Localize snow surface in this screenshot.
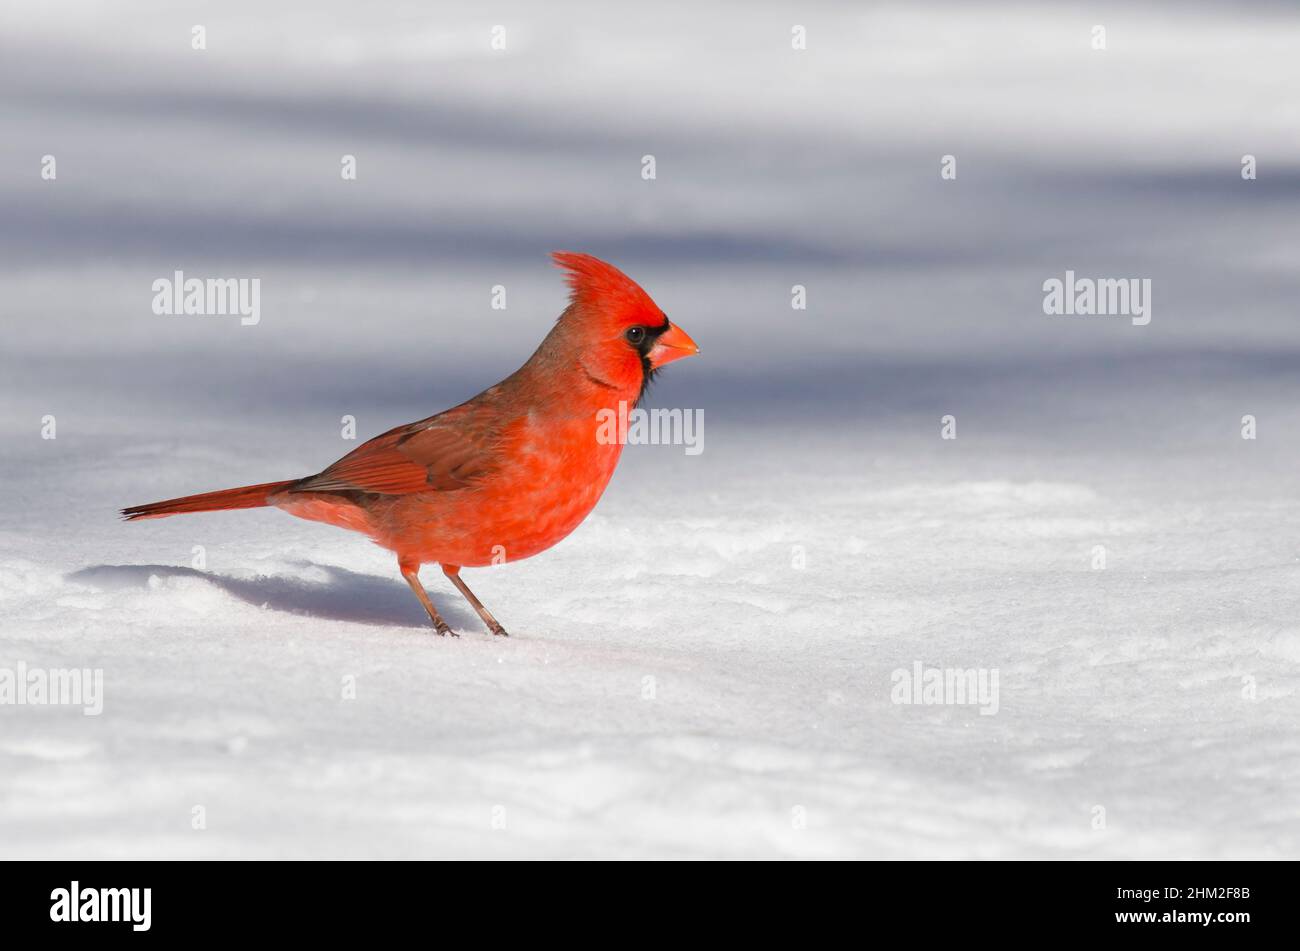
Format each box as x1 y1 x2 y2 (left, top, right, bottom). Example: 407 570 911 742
2 0 1299 858
4 394 1299 859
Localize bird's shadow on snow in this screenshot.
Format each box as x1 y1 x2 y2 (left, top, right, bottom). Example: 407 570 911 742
67 562 479 630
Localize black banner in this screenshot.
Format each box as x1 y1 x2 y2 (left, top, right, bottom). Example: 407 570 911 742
0 860 1287 940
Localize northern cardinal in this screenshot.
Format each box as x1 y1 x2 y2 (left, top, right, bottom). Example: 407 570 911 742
123 252 698 636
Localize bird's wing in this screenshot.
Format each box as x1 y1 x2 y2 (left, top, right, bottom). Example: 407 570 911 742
294 404 502 496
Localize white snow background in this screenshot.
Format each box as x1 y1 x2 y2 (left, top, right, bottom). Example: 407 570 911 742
1 1 1298 858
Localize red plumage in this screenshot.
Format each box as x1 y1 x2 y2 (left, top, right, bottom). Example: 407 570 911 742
122 252 699 636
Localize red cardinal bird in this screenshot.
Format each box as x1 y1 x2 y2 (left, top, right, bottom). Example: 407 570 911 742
123 252 698 636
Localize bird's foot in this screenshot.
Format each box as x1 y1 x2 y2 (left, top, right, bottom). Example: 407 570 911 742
432 619 459 637
488 622 509 637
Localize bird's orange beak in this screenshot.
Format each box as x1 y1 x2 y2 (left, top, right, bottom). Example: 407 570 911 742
648 322 700 368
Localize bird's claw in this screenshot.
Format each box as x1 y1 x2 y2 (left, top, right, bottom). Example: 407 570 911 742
489 624 509 637
433 621 458 637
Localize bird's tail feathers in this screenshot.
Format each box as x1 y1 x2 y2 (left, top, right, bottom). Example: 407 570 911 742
121 479 296 520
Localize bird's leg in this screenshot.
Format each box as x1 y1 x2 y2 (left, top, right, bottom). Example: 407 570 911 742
400 562 457 637
442 565 509 637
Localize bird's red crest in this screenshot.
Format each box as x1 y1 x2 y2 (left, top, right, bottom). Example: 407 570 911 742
551 251 663 324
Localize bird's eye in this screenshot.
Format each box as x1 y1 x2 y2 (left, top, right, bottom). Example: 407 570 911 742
624 326 646 345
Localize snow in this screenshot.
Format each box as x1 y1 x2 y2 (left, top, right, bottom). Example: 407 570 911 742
3 401 1298 858
2 0 1299 858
